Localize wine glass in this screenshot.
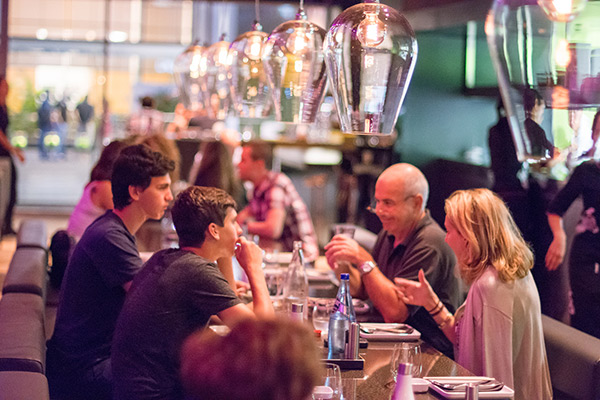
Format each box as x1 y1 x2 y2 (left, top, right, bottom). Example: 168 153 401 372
390 342 422 382
312 363 342 400
312 300 333 336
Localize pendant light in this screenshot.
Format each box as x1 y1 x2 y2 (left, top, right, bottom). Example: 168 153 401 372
487 0 600 163
262 0 328 124
537 0 587 22
228 0 271 118
324 0 417 135
173 42 206 112
204 34 232 120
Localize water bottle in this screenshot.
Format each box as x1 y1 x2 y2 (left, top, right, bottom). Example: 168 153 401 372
282 241 309 320
327 273 356 359
391 363 415 400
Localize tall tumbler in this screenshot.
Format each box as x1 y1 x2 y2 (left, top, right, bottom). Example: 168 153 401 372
334 225 356 271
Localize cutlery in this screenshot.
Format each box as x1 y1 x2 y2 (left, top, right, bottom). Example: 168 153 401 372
360 325 414 334
429 379 504 391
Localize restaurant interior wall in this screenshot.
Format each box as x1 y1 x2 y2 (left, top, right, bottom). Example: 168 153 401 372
396 25 498 167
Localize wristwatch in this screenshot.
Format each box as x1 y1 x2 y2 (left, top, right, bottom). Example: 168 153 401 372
357 261 376 276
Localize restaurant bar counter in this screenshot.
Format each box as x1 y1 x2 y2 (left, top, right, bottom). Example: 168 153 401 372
335 339 508 400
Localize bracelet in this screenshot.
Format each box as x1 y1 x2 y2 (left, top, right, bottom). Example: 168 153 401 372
437 313 453 329
426 298 441 313
430 303 444 317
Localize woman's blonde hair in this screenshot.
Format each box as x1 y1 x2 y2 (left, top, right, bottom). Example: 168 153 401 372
444 188 533 284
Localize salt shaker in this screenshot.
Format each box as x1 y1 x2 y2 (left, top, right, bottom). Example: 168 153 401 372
390 362 415 400
465 383 479 400
344 322 360 359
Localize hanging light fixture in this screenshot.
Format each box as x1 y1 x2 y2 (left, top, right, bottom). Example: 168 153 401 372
487 0 600 163
262 0 327 124
228 0 271 118
173 42 206 112
537 0 587 22
203 35 233 120
324 0 417 135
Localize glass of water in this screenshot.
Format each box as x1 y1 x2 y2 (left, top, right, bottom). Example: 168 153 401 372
312 300 333 336
390 342 422 381
333 225 355 270
312 363 342 400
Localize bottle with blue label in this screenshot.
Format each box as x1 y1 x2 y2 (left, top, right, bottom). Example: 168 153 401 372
327 273 356 359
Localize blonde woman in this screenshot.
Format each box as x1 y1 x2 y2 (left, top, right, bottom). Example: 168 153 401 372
395 188 552 400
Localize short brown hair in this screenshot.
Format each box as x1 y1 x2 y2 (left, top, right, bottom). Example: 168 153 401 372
181 319 323 400
243 140 273 169
172 186 236 248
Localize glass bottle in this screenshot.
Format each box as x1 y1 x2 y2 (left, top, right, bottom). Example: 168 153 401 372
282 241 309 320
327 273 356 359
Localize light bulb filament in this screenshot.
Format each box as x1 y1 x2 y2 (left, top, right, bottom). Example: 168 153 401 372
555 39 570 68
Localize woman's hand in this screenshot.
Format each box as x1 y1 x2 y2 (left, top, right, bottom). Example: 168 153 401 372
545 235 566 271
394 269 438 310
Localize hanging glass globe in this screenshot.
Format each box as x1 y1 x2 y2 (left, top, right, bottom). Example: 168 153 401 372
203 36 233 120
229 22 271 119
324 0 417 135
262 8 328 124
173 43 206 112
487 0 600 165
537 0 587 22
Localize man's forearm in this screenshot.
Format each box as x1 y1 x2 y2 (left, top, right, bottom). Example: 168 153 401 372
363 268 409 322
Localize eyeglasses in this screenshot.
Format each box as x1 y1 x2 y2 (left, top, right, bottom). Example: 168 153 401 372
366 195 416 214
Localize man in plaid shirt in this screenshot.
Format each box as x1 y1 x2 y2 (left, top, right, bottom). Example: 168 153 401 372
237 140 319 261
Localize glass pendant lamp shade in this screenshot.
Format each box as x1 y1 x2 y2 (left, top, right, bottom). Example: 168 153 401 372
487 0 600 163
204 37 233 120
324 0 417 135
229 23 271 118
537 0 587 22
262 8 328 124
173 43 206 112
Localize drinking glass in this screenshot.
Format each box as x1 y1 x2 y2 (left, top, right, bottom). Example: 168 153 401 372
333 225 355 271
312 363 343 400
390 342 422 381
312 300 333 336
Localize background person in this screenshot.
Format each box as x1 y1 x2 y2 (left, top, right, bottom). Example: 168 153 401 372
126 96 165 137
67 140 128 240
181 319 322 400
546 160 600 339
395 188 552 400
0 76 25 236
237 140 318 260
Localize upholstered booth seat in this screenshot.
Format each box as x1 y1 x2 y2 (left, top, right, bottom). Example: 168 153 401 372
2 247 48 298
0 371 49 400
0 293 46 374
542 315 600 400
16 219 48 251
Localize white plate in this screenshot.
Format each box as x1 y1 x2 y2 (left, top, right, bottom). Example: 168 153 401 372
359 323 421 341
426 376 514 399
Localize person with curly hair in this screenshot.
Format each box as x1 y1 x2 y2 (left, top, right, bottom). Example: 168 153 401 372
180 319 322 400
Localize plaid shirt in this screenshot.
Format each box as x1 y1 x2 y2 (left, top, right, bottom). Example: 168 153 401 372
247 171 318 260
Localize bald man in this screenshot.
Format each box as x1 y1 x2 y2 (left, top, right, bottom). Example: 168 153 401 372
325 163 460 357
